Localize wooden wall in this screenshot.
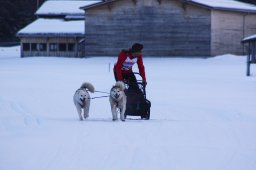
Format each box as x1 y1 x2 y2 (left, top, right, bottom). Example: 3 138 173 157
20 37 84 57
211 11 256 56
84 0 211 56
244 14 256 37
211 11 244 56
243 13 256 55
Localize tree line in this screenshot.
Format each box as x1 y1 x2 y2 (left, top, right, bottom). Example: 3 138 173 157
0 0 255 45
0 0 45 45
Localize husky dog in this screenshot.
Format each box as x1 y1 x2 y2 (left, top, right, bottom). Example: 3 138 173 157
109 81 127 121
73 82 95 120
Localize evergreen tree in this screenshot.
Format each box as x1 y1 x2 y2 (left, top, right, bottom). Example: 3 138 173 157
0 0 45 44
0 0 255 44
237 0 256 5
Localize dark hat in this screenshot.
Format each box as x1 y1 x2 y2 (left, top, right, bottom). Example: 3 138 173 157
131 43 143 53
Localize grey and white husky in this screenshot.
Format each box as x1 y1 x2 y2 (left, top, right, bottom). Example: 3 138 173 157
109 81 127 121
73 82 95 120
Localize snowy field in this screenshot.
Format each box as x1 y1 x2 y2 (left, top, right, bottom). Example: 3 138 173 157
0 46 256 170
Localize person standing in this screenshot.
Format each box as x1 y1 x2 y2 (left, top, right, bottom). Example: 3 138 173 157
113 43 147 89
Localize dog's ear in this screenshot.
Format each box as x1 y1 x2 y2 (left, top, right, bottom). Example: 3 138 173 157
110 86 116 91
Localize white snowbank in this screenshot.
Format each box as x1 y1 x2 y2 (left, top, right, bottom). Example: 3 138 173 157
0 46 256 170
0 46 20 59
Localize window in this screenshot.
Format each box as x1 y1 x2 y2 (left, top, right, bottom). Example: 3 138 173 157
49 43 58 51
59 43 67 51
68 43 75 52
23 43 30 51
38 43 47 51
31 43 37 51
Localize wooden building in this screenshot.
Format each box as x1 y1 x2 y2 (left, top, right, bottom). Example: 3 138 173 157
17 0 101 58
17 19 85 57
81 0 256 57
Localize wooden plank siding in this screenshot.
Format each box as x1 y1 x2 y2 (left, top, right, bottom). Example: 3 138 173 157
211 11 256 56
20 37 84 57
211 11 244 56
84 0 211 56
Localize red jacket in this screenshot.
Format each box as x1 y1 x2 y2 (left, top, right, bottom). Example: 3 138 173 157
114 50 146 81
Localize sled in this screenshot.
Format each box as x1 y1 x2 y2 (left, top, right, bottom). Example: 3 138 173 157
124 73 151 120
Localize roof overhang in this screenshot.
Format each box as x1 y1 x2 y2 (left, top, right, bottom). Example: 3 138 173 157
184 0 256 13
242 34 256 43
36 0 102 16
17 33 84 38
80 0 256 14
80 0 117 10
17 19 85 38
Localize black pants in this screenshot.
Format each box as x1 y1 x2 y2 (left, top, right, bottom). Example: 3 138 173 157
114 71 140 92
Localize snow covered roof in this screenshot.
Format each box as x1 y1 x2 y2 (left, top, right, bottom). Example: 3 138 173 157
65 15 85 20
81 0 256 13
187 0 256 13
17 19 84 37
80 0 115 10
36 0 102 16
242 34 256 43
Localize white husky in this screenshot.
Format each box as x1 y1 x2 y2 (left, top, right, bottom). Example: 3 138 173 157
73 82 95 120
109 81 127 121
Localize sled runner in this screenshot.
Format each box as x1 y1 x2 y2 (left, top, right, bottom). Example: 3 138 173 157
124 73 151 120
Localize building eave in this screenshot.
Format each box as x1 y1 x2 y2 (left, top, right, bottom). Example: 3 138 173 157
185 1 256 13
17 33 85 38
80 0 256 14
184 0 256 14
17 19 85 38
80 0 118 10
242 35 256 43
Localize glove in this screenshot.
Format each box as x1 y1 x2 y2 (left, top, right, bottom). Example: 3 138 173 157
142 80 147 87
122 79 129 84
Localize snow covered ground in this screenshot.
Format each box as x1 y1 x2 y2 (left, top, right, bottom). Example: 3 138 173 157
0 46 256 170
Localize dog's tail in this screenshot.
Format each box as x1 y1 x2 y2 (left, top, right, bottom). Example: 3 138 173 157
114 81 125 91
81 82 95 93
